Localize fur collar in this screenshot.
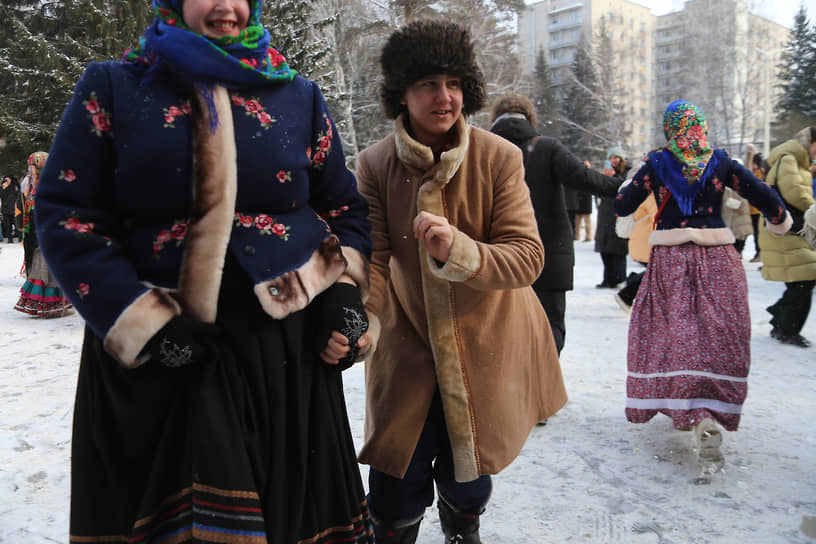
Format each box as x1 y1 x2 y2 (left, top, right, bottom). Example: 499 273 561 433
394 113 469 188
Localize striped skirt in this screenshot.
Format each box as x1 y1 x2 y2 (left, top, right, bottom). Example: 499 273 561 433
69 255 373 543
625 243 749 431
14 248 73 317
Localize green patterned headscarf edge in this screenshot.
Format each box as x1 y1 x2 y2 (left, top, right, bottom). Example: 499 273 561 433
122 0 296 85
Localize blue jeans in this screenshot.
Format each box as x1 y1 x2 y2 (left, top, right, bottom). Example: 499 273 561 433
367 391 492 521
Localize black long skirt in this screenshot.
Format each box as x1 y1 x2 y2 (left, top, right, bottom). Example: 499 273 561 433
69 256 373 543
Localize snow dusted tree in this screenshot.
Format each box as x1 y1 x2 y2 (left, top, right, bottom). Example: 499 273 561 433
772 5 816 142
0 0 153 178
592 16 629 153
532 47 560 137
310 0 392 167
560 36 607 163
262 0 331 84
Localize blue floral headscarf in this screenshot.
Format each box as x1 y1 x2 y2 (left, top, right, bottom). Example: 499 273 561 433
123 0 296 86
654 100 720 215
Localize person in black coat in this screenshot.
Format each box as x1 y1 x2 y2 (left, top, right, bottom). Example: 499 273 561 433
1 175 20 243
595 147 630 288
489 94 620 354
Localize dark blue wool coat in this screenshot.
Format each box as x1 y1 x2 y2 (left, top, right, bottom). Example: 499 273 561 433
615 149 788 246
36 61 371 366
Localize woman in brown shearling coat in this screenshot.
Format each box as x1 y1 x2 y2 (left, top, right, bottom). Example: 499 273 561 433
354 20 566 544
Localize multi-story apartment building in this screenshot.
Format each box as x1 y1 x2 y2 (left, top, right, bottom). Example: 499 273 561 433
519 0 789 156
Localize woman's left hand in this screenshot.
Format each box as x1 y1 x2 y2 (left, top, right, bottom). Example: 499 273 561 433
413 211 453 263
321 330 372 365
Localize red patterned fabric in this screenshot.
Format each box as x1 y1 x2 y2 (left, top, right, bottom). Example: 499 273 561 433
625 243 749 431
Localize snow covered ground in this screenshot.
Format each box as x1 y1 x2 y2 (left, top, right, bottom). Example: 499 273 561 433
0 238 814 543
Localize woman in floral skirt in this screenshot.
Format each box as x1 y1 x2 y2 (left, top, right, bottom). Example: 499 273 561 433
614 100 791 469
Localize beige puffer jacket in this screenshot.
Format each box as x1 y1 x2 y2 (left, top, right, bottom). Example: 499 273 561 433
758 138 816 282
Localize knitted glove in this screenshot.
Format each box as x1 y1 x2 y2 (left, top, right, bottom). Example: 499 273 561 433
313 282 369 369
143 315 218 368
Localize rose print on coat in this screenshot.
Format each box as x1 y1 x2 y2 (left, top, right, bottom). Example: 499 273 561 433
162 101 193 128
234 213 291 241
76 283 90 300
59 211 95 238
83 92 113 138
230 93 277 129
320 205 349 220
310 115 334 170
276 170 292 183
59 170 77 183
152 219 189 258
731 174 742 192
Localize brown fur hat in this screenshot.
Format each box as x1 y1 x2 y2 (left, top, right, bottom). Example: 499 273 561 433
379 19 486 119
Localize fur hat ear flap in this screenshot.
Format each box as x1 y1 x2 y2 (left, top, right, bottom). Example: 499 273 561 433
379 19 486 119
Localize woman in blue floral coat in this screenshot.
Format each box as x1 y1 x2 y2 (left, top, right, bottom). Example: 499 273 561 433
35 0 374 542
614 101 790 470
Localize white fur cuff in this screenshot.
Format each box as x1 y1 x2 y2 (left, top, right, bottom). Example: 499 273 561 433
766 211 793 236
428 226 480 282
104 289 181 368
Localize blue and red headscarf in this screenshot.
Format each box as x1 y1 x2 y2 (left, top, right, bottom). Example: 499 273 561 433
123 0 295 87
654 100 720 215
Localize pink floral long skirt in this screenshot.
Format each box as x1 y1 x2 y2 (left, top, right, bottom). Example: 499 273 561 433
625 243 749 431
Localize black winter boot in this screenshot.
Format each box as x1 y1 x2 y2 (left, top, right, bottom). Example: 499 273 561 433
371 512 422 544
437 494 484 544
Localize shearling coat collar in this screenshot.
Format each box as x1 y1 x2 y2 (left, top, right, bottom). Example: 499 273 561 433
394 113 468 188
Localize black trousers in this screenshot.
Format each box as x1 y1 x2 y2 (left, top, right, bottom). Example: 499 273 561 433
601 253 627 286
1 213 15 241
750 214 760 255
617 272 644 306
367 391 492 522
536 289 566 355
767 280 815 335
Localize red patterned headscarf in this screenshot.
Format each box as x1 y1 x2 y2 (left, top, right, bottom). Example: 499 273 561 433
662 100 713 185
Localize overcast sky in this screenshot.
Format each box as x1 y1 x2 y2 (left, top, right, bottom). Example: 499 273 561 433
633 0 816 28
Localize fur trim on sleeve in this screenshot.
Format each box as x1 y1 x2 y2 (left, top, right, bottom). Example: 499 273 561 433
428 226 480 282
254 235 347 319
766 211 793 236
103 289 182 368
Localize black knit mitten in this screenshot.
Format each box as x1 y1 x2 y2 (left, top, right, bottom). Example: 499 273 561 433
313 282 369 369
143 315 218 368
